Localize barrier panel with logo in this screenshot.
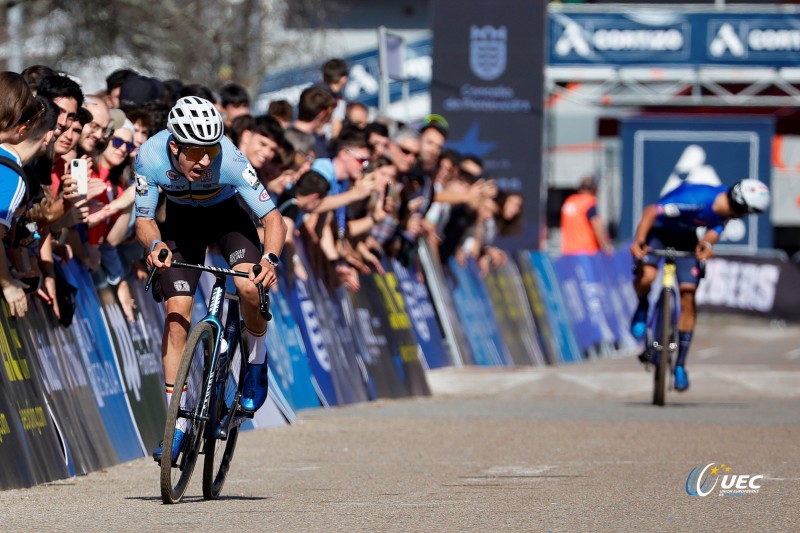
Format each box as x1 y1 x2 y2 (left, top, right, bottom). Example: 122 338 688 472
100 281 167 455
696 254 800 320
288 275 338 407
522 252 583 364
266 278 321 411
389 259 450 369
447 257 512 367
484 261 547 366
595 253 638 351
553 255 618 356
515 252 558 365
66 263 145 463
0 302 69 488
19 298 118 477
418 241 474 366
350 275 411 399
369 271 431 396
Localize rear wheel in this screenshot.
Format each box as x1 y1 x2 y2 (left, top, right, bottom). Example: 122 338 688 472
653 289 672 407
160 322 213 504
203 311 247 499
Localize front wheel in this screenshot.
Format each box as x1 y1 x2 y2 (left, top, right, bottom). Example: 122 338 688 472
653 289 672 407
203 309 247 499
160 322 214 504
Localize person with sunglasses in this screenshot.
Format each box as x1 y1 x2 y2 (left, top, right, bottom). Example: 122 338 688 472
134 96 286 462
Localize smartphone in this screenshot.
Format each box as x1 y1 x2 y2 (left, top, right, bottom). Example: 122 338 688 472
70 158 88 196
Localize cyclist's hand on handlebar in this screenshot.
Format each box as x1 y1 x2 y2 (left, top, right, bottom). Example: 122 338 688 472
695 241 714 261
147 244 171 270
250 258 277 289
630 241 649 260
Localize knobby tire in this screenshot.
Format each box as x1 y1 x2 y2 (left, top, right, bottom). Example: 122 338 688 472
202 329 247 500
653 288 672 406
160 322 214 504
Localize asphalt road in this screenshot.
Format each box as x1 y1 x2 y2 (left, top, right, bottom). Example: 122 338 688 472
1 315 798 532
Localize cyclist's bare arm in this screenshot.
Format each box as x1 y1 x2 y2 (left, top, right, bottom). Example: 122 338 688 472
631 205 658 260
135 217 170 268
696 229 719 261
253 208 286 288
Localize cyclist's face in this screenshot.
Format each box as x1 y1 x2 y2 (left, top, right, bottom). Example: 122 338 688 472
170 140 219 181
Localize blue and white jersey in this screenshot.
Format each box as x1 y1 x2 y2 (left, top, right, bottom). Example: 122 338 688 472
133 129 275 220
0 145 26 229
653 182 727 235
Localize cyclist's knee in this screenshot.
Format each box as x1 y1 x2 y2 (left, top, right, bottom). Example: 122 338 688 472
236 281 260 307
680 289 696 311
635 264 658 289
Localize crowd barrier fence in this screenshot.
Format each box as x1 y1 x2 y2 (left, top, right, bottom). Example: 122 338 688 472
2 244 798 489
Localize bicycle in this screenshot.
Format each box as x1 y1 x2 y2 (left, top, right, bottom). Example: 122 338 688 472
636 248 700 407
145 249 272 504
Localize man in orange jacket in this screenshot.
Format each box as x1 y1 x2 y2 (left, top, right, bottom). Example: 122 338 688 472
560 176 613 255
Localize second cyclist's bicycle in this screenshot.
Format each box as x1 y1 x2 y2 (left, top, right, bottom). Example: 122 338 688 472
637 248 699 407
146 249 271 504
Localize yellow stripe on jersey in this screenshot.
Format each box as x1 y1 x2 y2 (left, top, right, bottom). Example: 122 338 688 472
164 187 225 201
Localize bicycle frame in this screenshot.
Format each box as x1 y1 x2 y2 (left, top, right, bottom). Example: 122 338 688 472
643 248 693 406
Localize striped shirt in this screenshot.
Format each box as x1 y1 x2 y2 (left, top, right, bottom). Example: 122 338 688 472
0 145 27 229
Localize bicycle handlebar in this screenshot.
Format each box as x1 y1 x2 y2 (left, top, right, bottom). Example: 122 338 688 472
647 248 695 259
144 248 169 293
145 248 272 321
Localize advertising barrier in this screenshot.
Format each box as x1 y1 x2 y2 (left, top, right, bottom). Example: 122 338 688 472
267 278 321 411
553 255 616 357
447 257 512 367
350 275 410 399
0 301 69 488
389 259 450 369
485 261 547 366
696 254 800 320
5 237 798 492
523 252 583 363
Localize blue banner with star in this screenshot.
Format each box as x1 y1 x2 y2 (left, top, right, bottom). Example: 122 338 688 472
431 0 545 251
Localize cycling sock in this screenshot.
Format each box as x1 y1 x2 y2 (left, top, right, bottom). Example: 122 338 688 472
636 297 649 312
676 330 693 367
165 383 189 432
244 326 267 365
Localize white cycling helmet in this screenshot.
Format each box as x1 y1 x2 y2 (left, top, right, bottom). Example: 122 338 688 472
728 179 770 214
167 96 224 146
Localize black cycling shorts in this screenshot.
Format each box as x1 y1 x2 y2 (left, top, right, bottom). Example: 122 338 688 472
157 197 262 300
640 228 703 286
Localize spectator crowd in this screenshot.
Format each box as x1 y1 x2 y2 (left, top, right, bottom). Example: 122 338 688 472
0 58 524 325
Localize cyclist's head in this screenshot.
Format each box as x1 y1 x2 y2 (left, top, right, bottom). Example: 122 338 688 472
167 96 223 146
727 179 770 216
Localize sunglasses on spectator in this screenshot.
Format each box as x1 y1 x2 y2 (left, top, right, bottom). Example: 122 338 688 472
15 99 46 129
399 145 419 157
347 148 370 168
110 137 136 153
179 144 222 162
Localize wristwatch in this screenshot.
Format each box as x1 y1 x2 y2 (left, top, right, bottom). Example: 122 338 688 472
262 252 280 267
